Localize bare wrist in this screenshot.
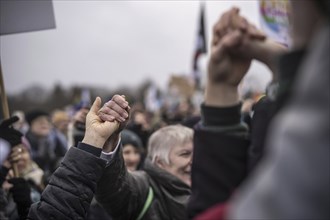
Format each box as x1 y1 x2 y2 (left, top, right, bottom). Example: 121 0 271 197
256 40 287 78
205 82 239 107
103 133 120 153
82 134 105 149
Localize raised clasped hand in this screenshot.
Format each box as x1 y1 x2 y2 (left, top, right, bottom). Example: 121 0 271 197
209 7 287 87
209 7 266 87
82 97 121 149
98 94 130 131
97 94 131 152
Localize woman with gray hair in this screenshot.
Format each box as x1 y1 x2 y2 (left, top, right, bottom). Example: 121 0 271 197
94 122 193 220
147 125 193 187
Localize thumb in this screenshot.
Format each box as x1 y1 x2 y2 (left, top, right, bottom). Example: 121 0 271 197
90 97 102 115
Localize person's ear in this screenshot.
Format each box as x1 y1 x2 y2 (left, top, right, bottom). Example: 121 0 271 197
155 156 166 169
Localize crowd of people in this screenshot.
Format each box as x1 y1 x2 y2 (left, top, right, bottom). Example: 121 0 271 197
0 1 329 219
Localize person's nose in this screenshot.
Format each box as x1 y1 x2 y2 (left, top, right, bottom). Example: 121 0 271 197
188 154 193 165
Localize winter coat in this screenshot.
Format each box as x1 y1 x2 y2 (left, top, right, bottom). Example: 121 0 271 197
25 131 67 179
27 147 106 220
187 104 250 218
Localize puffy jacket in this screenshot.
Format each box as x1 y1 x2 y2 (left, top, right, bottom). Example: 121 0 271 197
28 147 106 220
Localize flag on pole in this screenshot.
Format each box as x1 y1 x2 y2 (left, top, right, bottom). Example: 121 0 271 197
192 2 207 89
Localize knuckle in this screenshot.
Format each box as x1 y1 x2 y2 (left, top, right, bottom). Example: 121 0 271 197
113 94 121 101
107 101 115 108
109 109 119 117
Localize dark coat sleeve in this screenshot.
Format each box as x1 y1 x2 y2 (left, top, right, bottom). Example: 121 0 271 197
27 147 107 220
187 104 250 219
95 145 150 220
248 97 274 171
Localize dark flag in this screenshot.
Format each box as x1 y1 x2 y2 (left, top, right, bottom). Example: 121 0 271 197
192 2 207 89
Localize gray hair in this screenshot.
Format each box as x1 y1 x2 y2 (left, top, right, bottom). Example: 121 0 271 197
148 125 193 165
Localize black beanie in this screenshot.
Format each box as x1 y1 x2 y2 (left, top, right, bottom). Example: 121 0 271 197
121 129 143 150
25 110 49 125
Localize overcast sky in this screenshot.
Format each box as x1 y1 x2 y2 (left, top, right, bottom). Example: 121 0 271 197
0 0 272 95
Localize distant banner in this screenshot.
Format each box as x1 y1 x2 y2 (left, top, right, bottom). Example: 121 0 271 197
259 0 291 47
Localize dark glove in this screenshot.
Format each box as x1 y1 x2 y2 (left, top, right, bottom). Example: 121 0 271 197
8 178 32 220
0 116 23 147
0 165 10 186
73 121 86 146
8 178 32 206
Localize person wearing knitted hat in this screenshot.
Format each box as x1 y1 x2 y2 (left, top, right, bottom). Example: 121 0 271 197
25 110 67 184
121 129 144 171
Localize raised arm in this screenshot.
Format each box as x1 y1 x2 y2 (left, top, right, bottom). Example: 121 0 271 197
95 95 150 219
28 97 120 220
188 7 287 219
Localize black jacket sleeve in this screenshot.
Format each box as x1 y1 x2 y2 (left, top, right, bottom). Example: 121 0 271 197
187 104 250 218
27 147 107 220
95 144 150 220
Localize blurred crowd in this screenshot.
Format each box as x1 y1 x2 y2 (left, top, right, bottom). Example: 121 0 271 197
0 79 205 219
0 1 329 220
